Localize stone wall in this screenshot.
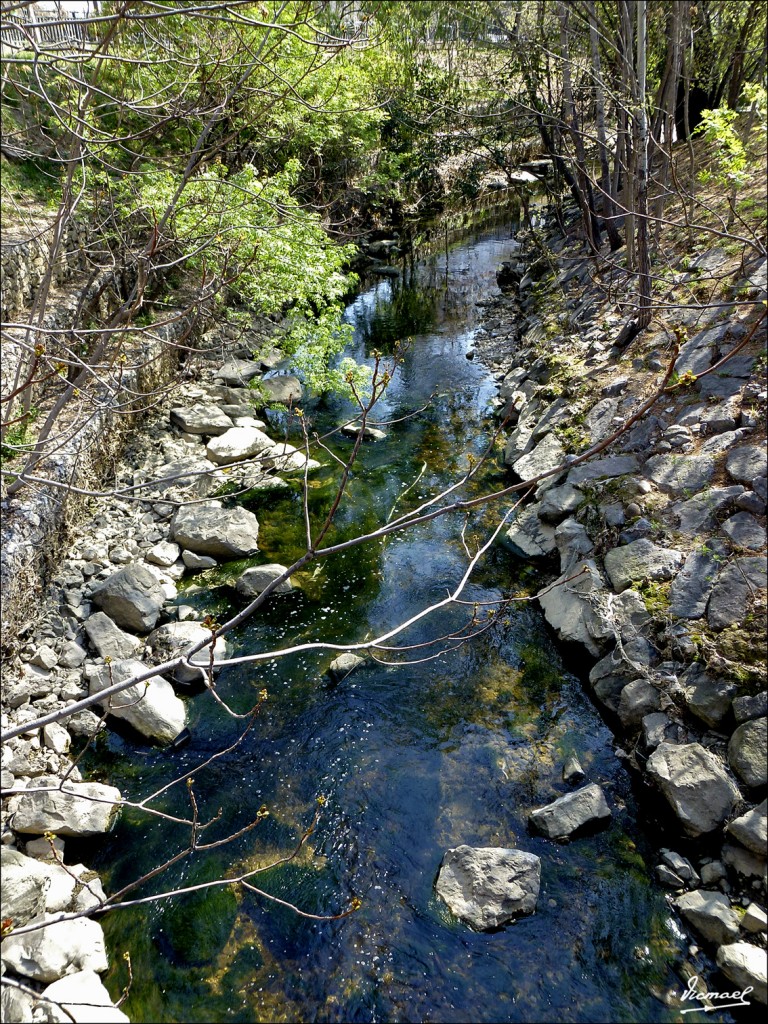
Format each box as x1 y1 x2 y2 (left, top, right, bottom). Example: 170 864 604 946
0 215 89 322
0 314 194 652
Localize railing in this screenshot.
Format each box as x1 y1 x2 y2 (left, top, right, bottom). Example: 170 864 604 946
1 10 96 52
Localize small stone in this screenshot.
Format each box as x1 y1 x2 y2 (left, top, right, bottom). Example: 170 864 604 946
529 783 611 840
720 512 767 551
42 723 71 754
182 550 218 570
25 835 65 861
58 640 87 669
742 903 768 934
145 541 181 568
30 645 58 670
733 691 768 724
326 653 365 685
562 755 585 783
728 718 768 788
656 864 685 888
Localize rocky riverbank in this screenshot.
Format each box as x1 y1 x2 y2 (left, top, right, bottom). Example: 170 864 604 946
0 336 323 1019
473 207 767 1004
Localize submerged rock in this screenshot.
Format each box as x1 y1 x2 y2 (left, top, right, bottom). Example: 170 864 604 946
326 653 365 685
529 783 611 840
435 845 540 930
236 564 293 597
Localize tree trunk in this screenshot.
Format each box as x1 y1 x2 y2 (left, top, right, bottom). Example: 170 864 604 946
587 0 623 249
557 2 601 252
635 0 652 329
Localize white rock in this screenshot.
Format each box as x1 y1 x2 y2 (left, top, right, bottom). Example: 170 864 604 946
147 622 228 685
42 723 71 755
716 941 767 1005
10 780 122 837
236 564 292 597
205 426 275 465
145 540 181 568
37 970 129 1023
89 659 186 745
1 915 108 982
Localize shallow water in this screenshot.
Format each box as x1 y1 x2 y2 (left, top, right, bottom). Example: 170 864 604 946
90 225 698 1023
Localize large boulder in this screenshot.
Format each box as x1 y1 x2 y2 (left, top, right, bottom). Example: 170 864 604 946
90 565 166 633
37 971 130 1023
236 564 293 597
646 743 739 837
0 915 108 982
501 503 556 558
727 800 767 856
435 845 540 930
643 453 716 495
259 375 303 405
716 942 767 1006
529 783 611 840
83 611 141 661
603 539 684 593
674 890 741 946
728 718 767 789
10 780 122 837
1 848 48 927
89 659 186 745
512 432 565 482
147 622 229 685
205 426 275 466
708 558 767 630
169 404 233 435
537 560 610 657
171 502 259 558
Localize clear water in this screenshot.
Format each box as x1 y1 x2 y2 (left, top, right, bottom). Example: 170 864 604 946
87 225 697 1023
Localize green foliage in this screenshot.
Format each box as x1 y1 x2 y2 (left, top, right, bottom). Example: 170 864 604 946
695 107 747 187
108 159 361 393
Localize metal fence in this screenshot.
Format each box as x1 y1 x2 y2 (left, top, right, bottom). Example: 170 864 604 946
1 9 97 52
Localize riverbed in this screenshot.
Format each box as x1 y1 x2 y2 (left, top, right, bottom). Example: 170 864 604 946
87 224 695 1023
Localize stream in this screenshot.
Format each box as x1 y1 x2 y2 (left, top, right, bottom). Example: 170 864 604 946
86 223 696 1023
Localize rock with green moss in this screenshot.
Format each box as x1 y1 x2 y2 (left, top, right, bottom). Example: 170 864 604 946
728 718 768 788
